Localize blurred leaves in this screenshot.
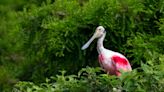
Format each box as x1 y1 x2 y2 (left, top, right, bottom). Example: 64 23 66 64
14 66 164 92
0 0 164 91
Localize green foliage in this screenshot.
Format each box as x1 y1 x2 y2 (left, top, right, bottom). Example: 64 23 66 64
0 0 164 91
14 66 164 92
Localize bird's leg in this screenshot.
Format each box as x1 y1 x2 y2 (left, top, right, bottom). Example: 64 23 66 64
116 71 121 76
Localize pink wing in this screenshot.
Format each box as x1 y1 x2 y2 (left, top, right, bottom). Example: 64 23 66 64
112 55 132 76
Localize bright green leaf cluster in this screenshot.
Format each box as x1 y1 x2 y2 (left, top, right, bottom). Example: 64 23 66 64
14 66 164 92
0 0 164 91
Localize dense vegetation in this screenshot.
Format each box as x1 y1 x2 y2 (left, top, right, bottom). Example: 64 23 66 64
0 0 164 91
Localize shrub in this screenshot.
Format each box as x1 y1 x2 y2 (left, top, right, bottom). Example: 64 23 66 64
14 65 164 92
0 0 164 91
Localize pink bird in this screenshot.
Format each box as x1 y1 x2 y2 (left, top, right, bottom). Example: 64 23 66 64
81 26 132 76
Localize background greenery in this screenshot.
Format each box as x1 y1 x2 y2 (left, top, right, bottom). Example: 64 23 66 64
0 0 164 91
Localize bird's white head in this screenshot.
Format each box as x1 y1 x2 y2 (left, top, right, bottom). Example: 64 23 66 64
95 26 105 38
81 26 106 50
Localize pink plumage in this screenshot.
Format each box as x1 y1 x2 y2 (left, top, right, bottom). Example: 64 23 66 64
99 53 132 76
82 26 132 76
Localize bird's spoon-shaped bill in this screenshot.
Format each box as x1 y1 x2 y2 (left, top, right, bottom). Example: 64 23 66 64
81 32 98 50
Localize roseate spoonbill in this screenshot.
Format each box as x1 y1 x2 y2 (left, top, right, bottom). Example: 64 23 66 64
81 26 132 76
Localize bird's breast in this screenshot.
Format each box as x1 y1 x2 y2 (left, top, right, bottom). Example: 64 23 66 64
98 54 113 68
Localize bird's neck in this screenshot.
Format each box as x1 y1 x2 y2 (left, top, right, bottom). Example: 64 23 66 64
97 33 106 54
